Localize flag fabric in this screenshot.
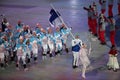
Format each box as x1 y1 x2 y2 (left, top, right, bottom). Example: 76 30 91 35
49 9 62 27
49 9 60 24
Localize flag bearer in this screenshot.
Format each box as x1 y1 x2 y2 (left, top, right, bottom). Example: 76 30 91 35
60 24 71 53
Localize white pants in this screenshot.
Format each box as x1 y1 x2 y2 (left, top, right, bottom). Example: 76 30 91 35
62 35 67 44
26 51 31 59
107 55 119 69
48 43 54 53
42 44 48 60
32 48 38 58
0 53 4 62
17 55 26 64
73 52 79 66
26 47 31 58
55 42 62 52
42 44 48 54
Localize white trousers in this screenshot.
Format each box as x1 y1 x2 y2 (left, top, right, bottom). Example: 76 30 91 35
32 48 38 57
42 44 48 54
48 43 54 53
107 55 119 69
26 51 31 58
73 52 79 66
0 53 4 62
17 55 26 64
55 42 62 52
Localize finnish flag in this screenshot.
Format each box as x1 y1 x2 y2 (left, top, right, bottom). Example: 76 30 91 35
49 9 62 27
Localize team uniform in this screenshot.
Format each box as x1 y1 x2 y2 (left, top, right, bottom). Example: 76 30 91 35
72 37 82 68
40 31 48 60
60 27 71 53
7 32 16 62
3 36 10 65
24 36 32 64
54 30 63 55
108 17 116 47
14 41 27 71
47 33 54 57
29 33 39 62
91 5 98 36
98 14 107 45
31 40 39 62
83 6 93 32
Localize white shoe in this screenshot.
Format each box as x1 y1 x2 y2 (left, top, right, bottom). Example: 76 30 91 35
16 67 20 70
24 68 28 71
82 77 86 80
82 75 86 80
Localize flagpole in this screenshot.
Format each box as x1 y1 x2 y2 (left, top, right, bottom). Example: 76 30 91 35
50 4 94 54
50 4 75 39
